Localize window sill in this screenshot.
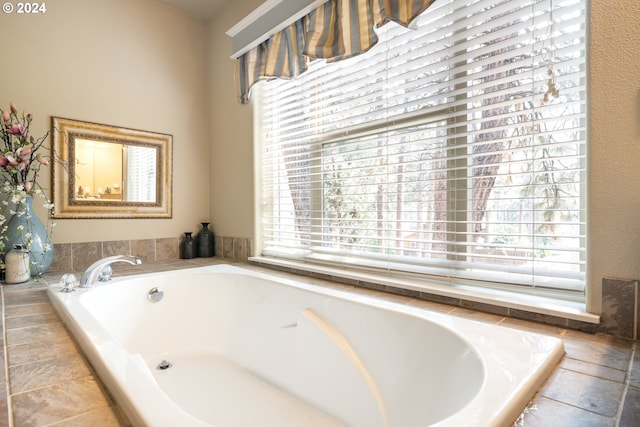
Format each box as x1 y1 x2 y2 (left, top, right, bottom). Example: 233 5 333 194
249 256 600 325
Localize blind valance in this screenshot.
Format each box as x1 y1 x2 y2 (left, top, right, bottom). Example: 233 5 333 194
234 0 436 104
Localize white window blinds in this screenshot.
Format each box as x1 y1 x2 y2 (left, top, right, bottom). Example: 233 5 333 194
255 0 587 299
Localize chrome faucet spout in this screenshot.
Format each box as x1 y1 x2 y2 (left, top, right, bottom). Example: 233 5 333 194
79 255 142 288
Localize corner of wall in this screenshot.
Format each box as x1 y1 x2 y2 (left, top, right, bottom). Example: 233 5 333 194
601 277 638 340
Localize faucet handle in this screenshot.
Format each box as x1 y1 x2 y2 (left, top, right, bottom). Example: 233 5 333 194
59 273 77 293
98 265 113 282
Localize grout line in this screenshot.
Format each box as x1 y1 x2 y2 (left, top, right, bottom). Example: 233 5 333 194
615 340 637 425
634 280 638 341
69 243 75 272
1 287 14 427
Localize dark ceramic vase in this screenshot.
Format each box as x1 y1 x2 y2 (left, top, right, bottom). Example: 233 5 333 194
180 232 196 259
197 222 215 257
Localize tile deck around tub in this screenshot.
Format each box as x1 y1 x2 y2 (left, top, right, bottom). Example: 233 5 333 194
0 258 638 427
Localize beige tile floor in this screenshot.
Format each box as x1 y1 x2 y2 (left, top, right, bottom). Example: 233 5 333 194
0 259 638 426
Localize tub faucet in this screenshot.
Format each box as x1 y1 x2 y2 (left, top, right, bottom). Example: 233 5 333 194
79 255 142 288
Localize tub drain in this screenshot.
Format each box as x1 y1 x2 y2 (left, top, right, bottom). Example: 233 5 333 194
157 360 172 370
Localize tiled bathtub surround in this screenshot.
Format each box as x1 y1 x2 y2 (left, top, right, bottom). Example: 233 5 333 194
50 236 253 273
217 236 252 262
0 259 638 426
49 238 180 273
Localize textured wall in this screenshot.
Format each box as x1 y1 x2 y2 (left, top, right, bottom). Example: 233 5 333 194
588 0 640 313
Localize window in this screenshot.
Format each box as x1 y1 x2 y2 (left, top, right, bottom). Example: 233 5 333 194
255 0 586 300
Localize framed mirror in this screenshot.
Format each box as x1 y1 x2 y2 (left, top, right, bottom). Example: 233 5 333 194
52 117 172 219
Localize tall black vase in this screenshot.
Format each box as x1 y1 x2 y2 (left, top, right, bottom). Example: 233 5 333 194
197 222 215 257
180 232 196 259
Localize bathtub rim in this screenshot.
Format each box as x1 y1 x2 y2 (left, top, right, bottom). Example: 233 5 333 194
47 263 565 427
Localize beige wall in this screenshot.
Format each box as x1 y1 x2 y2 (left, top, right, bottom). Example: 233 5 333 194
0 0 210 243
207 0 261 240
209 0 640 315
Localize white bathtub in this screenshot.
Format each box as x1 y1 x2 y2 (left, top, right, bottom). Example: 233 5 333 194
48 264 564 427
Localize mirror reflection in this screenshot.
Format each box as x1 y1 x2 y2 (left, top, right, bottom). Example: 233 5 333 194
74 139 157 203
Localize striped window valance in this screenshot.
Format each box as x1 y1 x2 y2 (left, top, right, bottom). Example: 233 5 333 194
235 0 436 104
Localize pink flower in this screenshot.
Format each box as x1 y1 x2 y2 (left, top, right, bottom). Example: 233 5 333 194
0 102 51 193
8 124 25 135
17 146 32 157
36 155 49 165
5 153 17 166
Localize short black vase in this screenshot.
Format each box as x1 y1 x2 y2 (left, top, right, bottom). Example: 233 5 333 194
197 222 215 257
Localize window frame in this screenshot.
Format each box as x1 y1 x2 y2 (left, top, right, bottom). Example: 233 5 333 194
253 0 588 304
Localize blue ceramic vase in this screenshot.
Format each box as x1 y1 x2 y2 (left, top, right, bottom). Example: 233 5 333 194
3 195 54 276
